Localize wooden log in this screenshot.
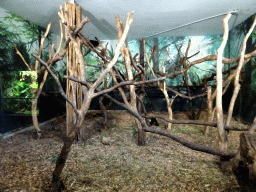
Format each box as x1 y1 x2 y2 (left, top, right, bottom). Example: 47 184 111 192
231 133 256 191
65 2 83 138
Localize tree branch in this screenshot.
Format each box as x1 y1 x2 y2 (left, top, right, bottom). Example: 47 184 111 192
154 49 256 79
143 126 236 157
64 75 166 98
144 114 249 131
32 53 79 117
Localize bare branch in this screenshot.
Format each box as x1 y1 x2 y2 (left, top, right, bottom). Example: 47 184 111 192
37 37 70 76
90 11 135 90
35 22 51 71
32 53 79 116
187 51 200 59
166 86 206 99
226 15 256 127
154 49 256 79
64 76 166 98
14 44 32 71
143 126 236 158
144 114 249 131
74 17 90 34
103 93 236 158
95 77 165 97
52 20 64 59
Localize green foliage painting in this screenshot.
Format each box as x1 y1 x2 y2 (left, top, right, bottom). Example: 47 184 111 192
0 11 49 115
4 71 38 114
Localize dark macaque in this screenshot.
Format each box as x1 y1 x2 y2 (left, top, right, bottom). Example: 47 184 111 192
150 118 159 126
89 40 99 48
84 40 100 56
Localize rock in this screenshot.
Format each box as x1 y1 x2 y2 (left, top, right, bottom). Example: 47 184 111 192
101 136 111 145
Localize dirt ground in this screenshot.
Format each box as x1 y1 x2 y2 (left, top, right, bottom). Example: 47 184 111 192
0 110 249 191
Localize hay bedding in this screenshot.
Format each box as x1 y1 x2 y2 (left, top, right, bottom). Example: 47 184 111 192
0 111 245 191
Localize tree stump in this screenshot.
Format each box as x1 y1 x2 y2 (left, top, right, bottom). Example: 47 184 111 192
232 132 256 191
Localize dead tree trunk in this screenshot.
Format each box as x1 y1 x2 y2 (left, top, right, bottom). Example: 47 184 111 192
137 38 146 116
116 15 146 146
161 66 173 130
216 13 231 151
65 2 84 138
204 86 212 135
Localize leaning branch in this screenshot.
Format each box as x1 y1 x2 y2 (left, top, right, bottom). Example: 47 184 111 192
35 22 51 71
144 114 249 131
14 44 32 71
166 86 207 100
143 126 236 157
90 11 135 90
103 93 236 158
154 49 256 79
216 13 231 151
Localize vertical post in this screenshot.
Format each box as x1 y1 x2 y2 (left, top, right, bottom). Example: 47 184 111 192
216 13 231 151
204 86 212 135
65 1 83 138
153 37 159 71
139 38 145 68
137 39 144 115
0 81 3 113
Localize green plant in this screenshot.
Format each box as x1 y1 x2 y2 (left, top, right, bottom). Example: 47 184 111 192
5 71 38 113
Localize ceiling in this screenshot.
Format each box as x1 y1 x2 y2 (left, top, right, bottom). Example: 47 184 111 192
0 0 255 40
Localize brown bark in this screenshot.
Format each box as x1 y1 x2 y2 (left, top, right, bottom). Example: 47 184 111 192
51 128 77 191
181 40 197 120
126 46 145 145
161 66 173 130
166 86 207 100
65 2 84 138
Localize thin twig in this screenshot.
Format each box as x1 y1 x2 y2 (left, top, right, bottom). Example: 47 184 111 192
14 44 32 71
35 22 51 71
64 75 166 98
